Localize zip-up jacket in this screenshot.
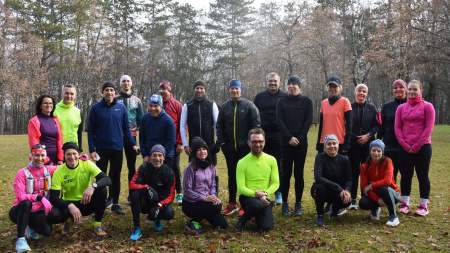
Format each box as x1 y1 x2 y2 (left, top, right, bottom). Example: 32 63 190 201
87 98 135 152
254 89 287 137
360 157 399 203
163 95 182 146
129 163 175 207
350 102 379 145
28 115 64 162
216 98 261 152
182 162 217 203
313 152 352 193
140 112 176 157
117 92 144 136
54 101 83 148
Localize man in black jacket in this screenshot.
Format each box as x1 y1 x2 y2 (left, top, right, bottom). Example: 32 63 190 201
254 72 287 205
348 84 380 209
217 79 261 216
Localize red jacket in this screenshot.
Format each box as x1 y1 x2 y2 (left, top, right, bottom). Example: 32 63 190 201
28 115 64 162
360 157 399 202
163 95 182 146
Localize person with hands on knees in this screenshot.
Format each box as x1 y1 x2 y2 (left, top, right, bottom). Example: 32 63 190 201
394 80 435 216
311 134 352 226
129 145 175 240
359 139 401 227
182 137 227 235
10 144 62 253
49 142 111 238
235 128 279 232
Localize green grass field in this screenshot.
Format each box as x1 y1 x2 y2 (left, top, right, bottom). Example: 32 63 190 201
0 126 449 252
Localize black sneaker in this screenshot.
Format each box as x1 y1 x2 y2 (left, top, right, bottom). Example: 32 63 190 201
105 198 113 209
316 215 324 226
111 204 125 215
281 203 290 216
293 202 303 216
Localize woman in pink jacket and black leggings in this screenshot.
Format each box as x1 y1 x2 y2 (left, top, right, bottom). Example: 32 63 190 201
395 80 435 216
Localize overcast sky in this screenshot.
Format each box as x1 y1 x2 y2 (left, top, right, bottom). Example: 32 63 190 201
177 0 291 11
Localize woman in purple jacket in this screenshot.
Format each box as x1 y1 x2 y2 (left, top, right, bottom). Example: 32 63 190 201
182 137 228 234
395 80 435 216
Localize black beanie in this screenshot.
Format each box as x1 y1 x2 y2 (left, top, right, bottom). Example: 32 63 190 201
102 81 115 91
62 142 80 153
287 75 303 86
190 137 208 154
193 80 206 89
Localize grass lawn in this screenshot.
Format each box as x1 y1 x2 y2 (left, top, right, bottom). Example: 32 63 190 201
0 126 449 252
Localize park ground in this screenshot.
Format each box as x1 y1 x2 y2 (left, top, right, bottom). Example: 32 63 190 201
0 126 448 252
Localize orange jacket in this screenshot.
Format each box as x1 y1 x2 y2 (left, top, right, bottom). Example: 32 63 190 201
360 157 399 202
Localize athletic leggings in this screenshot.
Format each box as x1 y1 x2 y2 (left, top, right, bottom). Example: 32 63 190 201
130 189 174 228
9 201 65 238
384 149 401 182
125 138 138 197
166 152 182 194
223 147 249 203
182 200 228 228
239 196 273 231
349 143 369 200
398 144 432 199
310 183 350 216
281 143 307 203
96 149 123 204
359 186 400 217
60 187 108 223
264 135 282 191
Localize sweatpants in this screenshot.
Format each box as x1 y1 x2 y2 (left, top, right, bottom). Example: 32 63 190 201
9 201 65 238
310 183 350 216
281 143 307 203
182 200 228 228
349 143 370 200
60 187 108 223
124 137 138 197
239 195 273 231
359 186 400 217
223 147 249 203
96 149 123 204
384 149 401 182
130 189 174 228
398 144 432 199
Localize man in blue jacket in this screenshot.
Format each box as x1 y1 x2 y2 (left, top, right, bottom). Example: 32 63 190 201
140 94 176 166
88 81 138 215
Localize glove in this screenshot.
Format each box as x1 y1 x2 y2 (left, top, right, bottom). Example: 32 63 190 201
148 205 160 220
211 143 221 154
147 187 159 202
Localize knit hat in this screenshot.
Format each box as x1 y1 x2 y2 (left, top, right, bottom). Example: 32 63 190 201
392 79 407 89
193 80 206 89
287 75 304 86
102 81 115 91
326 76 341 86
324 134 339 145
159 80 172 91
62 142 80 153
229 79 241 89
150 144 166 157
120 75 132 84
148 94 163 107
369 139 385 153
190 137 208 154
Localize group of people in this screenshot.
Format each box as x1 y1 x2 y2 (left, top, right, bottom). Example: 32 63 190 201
10 72 434 252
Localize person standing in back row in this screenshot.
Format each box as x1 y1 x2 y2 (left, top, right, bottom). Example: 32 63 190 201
159 80 184 204
276 75 312 216
253 72 287 205
217 79 261 216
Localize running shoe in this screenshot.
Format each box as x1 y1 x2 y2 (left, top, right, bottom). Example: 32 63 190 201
386 216 400 227
223 203 239 216
25 226 39 240
130 227 142 241
185 221 203 235
293 203 303 216
415 205 429 216
153 220 164 232
94 226 107 237
105 197 113 209
175 194 183 205
316 215 324 226
275 192 282 205
15 237 31 253
111 204 125 215
281 203 290 216
370 207 381 221
399 203 410 214
238 207 245 217
348 200 358 210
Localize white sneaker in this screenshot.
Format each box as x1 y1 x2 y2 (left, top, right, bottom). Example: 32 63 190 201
386 216 400 227
348 202 358 210
370 207 381 221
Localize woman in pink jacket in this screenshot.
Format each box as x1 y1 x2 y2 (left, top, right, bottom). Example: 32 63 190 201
395 80 435 216
28 95 64 165
10 144 62 253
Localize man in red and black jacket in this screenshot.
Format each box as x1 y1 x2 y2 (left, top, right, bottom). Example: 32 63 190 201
129 144 175 238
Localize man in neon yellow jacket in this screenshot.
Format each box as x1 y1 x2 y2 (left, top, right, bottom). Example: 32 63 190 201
54 84 83 150
235 128 279 232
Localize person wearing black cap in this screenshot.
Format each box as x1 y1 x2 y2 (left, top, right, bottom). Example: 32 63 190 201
50 142 112 237
88 82 138 215
129 144 175 240
316 76 352 154
182 137 227 235
276 75 313 216
216 79 261 216
253 72 287 205
180 80 220 165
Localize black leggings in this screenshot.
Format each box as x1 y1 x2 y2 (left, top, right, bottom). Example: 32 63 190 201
264 135 282 189
182 201 228 228
59 187 108 223
130 189 174 228
166 152 182 194
310 183 350 216
9 201 65 238
359 186 400 217
349 143 370 200
125 138 138 190
223 147 249 203
239 195 273 231
384 149 401 182
398 144 432 199
281 143 307 203
96 149 123 204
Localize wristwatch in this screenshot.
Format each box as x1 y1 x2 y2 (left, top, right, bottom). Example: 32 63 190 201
92 182 98 189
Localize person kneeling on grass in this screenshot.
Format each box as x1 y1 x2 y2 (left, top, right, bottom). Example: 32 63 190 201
182 137 228 235
49 142 111 237
10 144 64 253
359 139 401 227
311 134 352 226
235 128 280 232
129 144 175 240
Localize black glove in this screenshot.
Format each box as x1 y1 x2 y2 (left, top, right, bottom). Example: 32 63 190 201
147 187 159 202
211 143 221 154
148 205 160 220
